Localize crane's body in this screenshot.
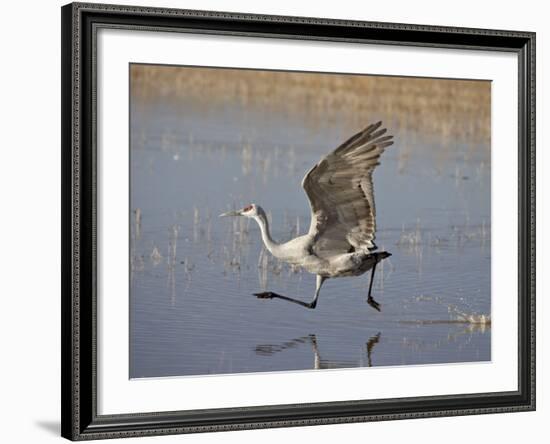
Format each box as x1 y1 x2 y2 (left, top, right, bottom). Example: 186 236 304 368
251 217 385 278
220 121 393 311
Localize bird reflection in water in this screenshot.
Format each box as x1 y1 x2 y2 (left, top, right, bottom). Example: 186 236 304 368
255 333 381 370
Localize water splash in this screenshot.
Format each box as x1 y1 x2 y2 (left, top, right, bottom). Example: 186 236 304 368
448 305 491 325
401 296 491 327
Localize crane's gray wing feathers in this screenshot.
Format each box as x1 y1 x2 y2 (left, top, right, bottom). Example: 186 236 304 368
301 121 393 258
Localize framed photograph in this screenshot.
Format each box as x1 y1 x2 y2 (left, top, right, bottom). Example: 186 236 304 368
61 2 536 440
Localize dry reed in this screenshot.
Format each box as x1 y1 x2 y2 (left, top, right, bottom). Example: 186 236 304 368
131 64 490 146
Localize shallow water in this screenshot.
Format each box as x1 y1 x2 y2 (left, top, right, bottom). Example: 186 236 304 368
129 92 491 378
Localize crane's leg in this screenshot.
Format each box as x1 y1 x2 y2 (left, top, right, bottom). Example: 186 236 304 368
367 262 381 312
309 275 326 309
254 275 327 309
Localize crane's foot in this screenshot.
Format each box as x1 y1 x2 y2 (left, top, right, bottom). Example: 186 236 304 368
254 291 275 299
253 292 316 309
367 296 381 312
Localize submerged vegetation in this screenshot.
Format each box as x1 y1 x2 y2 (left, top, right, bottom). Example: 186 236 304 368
130 202 490 325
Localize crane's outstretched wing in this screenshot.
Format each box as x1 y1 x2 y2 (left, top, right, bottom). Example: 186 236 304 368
301 121 393 258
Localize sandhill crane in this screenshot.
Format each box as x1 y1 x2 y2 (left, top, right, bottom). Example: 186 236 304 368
220 121 393 311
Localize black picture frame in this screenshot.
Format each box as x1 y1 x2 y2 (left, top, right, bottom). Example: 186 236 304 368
61 2 536 440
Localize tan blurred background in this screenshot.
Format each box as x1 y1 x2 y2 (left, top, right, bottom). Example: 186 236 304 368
131 64 490 147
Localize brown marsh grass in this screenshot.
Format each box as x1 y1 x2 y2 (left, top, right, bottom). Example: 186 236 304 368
131 64 490 146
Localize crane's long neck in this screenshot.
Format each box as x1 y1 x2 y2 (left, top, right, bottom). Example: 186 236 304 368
253 213 280 256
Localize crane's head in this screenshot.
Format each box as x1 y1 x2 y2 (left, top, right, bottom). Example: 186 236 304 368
219 204 261 218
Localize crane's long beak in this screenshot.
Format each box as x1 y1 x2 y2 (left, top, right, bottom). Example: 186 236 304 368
219 210 243 217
